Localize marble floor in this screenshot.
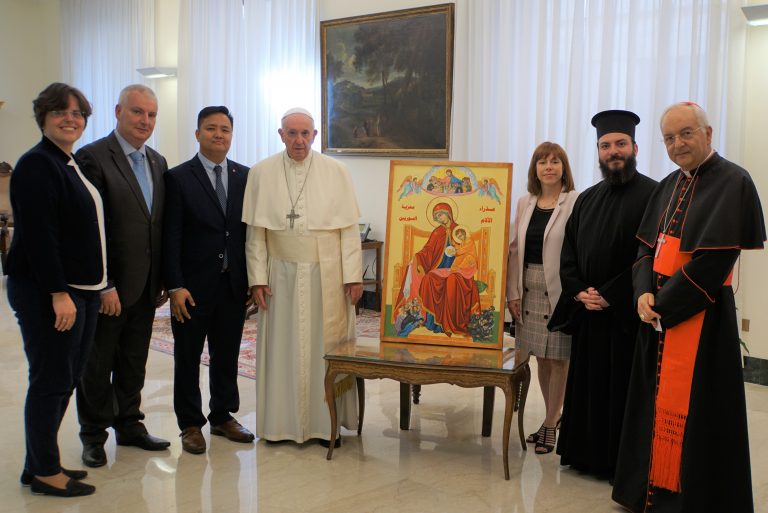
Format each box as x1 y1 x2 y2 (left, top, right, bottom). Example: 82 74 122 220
0 277 766 513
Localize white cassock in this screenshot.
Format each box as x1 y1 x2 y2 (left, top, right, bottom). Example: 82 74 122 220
242 150 362 442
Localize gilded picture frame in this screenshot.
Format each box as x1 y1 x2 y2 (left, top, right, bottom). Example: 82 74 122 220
320 4 454 157
381 160 513 349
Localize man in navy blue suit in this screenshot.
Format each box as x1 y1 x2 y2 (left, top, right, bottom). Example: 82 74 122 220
163 106 254 454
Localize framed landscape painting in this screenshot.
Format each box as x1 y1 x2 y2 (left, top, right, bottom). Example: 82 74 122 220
320 4 454 157
381 160 513 349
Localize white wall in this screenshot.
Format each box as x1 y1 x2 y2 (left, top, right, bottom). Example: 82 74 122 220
0 0 60 166
736 5 768 360
0 0 179 165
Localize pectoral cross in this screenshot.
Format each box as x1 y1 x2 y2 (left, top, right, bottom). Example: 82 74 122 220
287 208 300 229
655 233 666 258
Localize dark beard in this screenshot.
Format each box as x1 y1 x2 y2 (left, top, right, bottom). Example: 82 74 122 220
599 154 637 185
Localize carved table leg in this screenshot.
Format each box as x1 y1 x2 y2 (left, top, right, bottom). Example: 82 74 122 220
412 384 421 404
516 363 531 450
481 386 495 437
501 378 514 480
356 377 365 435
325 367 339 460
399 383 412 430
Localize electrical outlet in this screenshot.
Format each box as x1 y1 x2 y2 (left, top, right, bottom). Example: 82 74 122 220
741 318 750 332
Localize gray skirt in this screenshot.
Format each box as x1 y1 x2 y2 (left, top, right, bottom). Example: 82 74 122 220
516 263 571 360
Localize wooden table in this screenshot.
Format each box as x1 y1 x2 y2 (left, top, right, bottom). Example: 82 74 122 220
324 338 531 480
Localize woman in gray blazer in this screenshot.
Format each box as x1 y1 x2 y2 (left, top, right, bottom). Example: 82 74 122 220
506 142 578 454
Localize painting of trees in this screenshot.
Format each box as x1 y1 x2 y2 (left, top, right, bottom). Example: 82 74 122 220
321 4 454 156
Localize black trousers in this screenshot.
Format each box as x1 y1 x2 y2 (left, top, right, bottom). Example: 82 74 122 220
173 272 246 430
76 282 156 444
8 276 100 476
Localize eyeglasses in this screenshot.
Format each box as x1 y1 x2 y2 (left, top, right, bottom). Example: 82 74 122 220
50 110 86 119
662 126 704 146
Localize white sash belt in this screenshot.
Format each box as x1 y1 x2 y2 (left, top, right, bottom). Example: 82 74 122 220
266 231 319 262
266 229 354 351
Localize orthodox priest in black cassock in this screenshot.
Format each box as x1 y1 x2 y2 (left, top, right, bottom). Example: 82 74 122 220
548 110 657 478
612 103 765 513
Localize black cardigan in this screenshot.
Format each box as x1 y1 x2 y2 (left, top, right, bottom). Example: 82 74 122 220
5 136 104 292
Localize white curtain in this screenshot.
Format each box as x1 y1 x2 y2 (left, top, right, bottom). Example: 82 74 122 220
59 0 745 197
452 0 746 203
177 0 319 166
60 0 156 148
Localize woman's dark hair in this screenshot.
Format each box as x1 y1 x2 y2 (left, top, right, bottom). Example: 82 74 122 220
33 82 92 131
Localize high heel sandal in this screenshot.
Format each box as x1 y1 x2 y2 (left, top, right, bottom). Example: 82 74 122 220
526 425 544 444
535 426 557 454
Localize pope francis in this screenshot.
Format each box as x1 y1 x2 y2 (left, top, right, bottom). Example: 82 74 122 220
242 108 363 446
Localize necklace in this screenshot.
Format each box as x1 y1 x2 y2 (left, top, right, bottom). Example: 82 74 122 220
537 195 558 209
282 152 313 229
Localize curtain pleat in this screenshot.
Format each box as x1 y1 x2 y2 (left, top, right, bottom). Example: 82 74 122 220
451 0 744 200
60 0 744 198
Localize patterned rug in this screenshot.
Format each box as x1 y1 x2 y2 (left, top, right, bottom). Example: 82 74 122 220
149 306 381 379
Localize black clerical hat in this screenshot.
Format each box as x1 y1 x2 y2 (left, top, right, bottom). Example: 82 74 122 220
591 109 641 139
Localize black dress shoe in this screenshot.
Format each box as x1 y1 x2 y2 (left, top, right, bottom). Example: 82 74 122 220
30 477 95 497
317 438 342 448
116 432 170 451
82 443 107 468
21 468 88 486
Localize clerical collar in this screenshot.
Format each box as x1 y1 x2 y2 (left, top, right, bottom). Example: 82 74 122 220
285 150 313 168
681 149 715 178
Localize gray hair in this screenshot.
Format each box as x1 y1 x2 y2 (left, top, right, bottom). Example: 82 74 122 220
118 84 157 106
659 102 710 129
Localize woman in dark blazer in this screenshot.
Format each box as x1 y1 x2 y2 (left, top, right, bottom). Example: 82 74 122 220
5 83 105 497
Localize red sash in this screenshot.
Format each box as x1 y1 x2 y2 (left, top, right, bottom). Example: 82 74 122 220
649 234 732 492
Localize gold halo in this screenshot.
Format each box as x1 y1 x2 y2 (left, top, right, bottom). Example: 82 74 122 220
426 196 459 227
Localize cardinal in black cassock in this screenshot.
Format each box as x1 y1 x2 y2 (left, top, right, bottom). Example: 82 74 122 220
612 103 765 513
548 110 657 478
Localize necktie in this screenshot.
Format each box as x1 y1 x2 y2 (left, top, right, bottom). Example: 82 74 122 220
129 151 152 210
214 165 228 270
213 165 227 211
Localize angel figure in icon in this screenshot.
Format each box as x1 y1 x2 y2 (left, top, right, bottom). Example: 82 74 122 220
397 176 423 200
478 178 503 204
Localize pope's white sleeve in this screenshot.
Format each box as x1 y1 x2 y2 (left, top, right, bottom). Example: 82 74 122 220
245 225 268 286
340 224 363 284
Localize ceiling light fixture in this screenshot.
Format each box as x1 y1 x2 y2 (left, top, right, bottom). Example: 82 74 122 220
136 67 177 79
742 4 768 26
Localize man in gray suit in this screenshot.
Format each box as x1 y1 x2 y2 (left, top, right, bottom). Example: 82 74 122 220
76 84 170 467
